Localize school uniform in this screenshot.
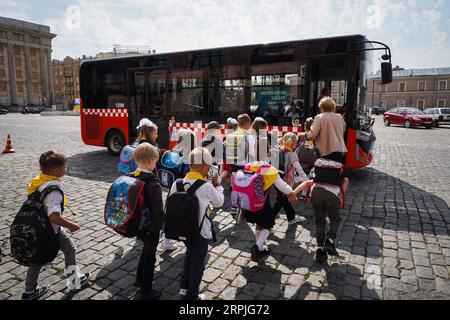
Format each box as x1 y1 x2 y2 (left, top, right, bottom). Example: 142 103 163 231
168 174 224 300
244 175 293 229
134 170 164 295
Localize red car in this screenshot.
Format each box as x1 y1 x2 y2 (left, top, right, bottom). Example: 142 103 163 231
384 107 435 129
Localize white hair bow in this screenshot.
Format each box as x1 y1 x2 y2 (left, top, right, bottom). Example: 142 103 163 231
136 118 156 130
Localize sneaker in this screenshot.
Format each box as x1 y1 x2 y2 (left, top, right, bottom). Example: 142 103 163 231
257 248 271 261
250 244 258 262
179 288 188 297
324 238 339 256
288 216 302 226
22 286 48 300
68 273 91 292
182 293 206 301
161 241 177 252
135 289 161 300
314 248 328 264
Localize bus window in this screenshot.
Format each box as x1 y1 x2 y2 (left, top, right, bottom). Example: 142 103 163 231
129 70 166 117
93 64 126 109
171 75 205 117
251 74 298 125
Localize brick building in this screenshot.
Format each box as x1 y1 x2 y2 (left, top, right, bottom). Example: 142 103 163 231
368 68 450 111
0 16 56 110
52 56 83 110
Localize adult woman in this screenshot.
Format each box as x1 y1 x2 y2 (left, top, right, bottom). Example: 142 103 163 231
300 97 347 164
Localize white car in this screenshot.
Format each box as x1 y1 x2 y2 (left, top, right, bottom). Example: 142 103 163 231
424 108 450 127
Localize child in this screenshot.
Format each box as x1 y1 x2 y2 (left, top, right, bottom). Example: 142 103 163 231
290 177 350 263
161 128 196 252
133 143 165 300
168 147 224 300
243 161 297 263
272 133 308 225
200 121 223 166
173 128 196 156
219 118 238 182
225 114 251 214
225 114 251 172
136 118 159 148
23 151 90 300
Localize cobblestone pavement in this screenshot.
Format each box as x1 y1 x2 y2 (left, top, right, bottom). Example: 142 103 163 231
0 114 449 300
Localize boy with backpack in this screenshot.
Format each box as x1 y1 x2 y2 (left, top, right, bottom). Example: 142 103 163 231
289 173 349 264
165 147 224 300
225 114 251 172
19 151 90 300
272 133 308 225
132 143 165 300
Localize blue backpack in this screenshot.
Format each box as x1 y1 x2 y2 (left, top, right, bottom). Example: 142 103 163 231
104 175 148 238
117 144 138 174
157 151 190 188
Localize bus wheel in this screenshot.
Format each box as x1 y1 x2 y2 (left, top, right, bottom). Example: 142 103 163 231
106 130 125 156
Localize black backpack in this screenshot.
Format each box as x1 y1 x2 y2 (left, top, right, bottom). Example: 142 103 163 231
311 158 344 186
10 185 63 267
164 180 216 242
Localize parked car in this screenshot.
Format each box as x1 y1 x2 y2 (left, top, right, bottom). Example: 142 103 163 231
423 108 450 127
21 106 41 114
371 106 386 115
384 107 435 129
0 107 8 115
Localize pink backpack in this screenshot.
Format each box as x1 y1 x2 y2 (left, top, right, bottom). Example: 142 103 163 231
231 164 270 212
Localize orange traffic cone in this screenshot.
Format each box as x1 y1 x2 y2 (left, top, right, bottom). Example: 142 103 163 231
2 134 15 154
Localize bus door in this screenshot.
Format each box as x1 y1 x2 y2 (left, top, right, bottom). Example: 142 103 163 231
305 54 353 120
128 67 170 148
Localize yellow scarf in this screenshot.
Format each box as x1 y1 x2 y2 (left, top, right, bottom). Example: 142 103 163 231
246 164 278 191
27 173 68 205
185 171 207 182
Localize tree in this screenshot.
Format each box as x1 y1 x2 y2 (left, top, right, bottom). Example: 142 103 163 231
393 65 404 71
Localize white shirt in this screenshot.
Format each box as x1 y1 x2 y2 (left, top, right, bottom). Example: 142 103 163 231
274 175 294 195
312 183 341 198
38 181 63 233
169 179 224 240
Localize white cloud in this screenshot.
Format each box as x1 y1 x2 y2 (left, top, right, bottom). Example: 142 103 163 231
4 0 446 68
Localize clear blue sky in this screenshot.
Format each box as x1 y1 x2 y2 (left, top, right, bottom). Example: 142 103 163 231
1 0 449 69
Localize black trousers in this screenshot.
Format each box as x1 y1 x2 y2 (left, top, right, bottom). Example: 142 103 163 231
136 231 160 294
311 187 341 247
272 190 296 222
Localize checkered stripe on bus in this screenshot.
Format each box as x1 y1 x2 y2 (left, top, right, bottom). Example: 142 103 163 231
82 109 128 117
169 122 303 137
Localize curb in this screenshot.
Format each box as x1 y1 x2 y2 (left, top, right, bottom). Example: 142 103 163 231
41 111 80 117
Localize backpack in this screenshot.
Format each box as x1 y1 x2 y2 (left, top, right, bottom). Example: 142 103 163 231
273 148 297 186
10 185 63 267
296 142 319 170
104 175 146 238
164 180 216 242
225 130 248 165
118 144 138 174
157 151 190 188
310 158 344 186
231 166 269 212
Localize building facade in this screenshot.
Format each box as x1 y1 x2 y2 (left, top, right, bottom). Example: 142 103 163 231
0 17 56 110
368 68 450 111
53 56 81 110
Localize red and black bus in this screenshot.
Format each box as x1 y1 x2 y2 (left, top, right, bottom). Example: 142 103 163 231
80 34 392 169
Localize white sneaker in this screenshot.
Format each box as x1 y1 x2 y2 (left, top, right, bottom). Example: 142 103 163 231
179 289 187 296
288 217 304 226
161 241 177 251
198 294 206 300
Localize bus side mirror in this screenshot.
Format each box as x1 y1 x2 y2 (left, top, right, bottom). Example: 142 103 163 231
381 62 392 84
